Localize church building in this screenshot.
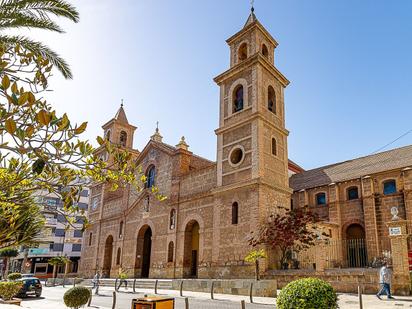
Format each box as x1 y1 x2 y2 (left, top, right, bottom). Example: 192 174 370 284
80 10 412 279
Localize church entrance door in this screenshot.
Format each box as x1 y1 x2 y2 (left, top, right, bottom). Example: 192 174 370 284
346 224 367 267
135 225 152 278
103 235 114 277
183 220 200 278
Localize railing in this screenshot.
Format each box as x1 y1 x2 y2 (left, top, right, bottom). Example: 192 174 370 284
295 238 384 269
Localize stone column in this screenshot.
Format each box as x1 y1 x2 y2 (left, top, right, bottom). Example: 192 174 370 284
361 176 380 259
387 220 410 295
315 241 326 272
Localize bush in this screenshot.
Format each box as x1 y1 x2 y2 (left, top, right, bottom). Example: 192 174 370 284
277 277 338 309
7 273 22 281
0 281 23 301
63 286 91 309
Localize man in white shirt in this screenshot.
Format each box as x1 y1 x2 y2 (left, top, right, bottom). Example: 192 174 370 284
376 263 394 300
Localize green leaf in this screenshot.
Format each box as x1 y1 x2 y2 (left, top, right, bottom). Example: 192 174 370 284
96 136 105 146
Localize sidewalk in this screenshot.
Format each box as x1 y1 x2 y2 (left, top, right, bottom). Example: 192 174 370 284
10 285 412 309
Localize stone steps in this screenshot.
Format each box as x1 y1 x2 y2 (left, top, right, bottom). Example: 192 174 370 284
78 278 173 289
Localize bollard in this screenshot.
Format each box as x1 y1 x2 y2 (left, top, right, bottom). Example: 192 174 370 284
154 279 158 294
249 282 253 303
73 277 76 287
112 291 116 309
211 281 214 300
358 285 363 309
133 278 136 293
115 278 119 291
62 277 65 288
87 288 93 307
179 280 184 297
240 300 246 309
184 297 189 309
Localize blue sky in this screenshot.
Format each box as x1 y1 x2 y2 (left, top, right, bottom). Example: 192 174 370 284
29 0 412 170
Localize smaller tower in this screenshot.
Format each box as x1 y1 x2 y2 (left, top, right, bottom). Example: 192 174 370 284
102 103 137 149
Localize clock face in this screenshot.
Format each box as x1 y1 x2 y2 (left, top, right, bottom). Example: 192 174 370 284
92 197 99 210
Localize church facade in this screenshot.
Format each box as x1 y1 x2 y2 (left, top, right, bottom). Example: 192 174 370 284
80 12 412 279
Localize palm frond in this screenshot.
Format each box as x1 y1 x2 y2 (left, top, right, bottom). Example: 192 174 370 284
0 0 79 22
0 12 64 32
0 35 72 79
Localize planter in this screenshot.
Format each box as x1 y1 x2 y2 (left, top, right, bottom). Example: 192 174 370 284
0 298 22 306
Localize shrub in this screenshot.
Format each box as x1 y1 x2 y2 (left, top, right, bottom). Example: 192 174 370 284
277 277 338 309
63 286 91 309
0 281 23 301
7 273 22 281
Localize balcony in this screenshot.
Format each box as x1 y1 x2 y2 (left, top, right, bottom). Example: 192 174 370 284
44 218 57 226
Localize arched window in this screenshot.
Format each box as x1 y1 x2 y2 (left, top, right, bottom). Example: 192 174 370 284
316 193 327 206
167 241 174 263
146 166 156 189
238 43 248 61
119 131 127 147
233 85 244 113
268 86 276 113
119 221 123 238
88 232 92 246
232 202 239 225
106 130 111 142
271 138 277 156
116 248 121 265
262 44 269 58
170 209 176 230
383 180 397 195
347 187 359 200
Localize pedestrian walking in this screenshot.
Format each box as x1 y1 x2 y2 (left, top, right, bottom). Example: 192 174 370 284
117 267 128 290
92 270 100 289
376 263 394 300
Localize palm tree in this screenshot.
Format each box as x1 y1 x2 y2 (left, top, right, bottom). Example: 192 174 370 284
48 255 69 285
0 0 79 79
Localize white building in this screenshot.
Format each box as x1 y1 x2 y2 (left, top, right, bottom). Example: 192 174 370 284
11 187 89 278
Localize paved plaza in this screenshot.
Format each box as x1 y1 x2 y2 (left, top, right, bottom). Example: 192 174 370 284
0 285 408 309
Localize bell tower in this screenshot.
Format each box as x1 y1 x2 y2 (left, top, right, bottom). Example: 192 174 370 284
214 9 291 202
102 103 137 150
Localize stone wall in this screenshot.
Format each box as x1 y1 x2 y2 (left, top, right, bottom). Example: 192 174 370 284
267 269 380 294
171 279 277 297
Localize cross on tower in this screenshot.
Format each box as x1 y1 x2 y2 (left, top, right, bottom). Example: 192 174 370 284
250 0 255 11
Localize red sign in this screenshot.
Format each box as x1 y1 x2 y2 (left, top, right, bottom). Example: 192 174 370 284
408 251 412 271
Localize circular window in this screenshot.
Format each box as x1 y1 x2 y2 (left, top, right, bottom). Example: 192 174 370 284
229 146 244 167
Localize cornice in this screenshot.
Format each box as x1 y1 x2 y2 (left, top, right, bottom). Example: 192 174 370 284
215 112 290 136
213 53 289 87
226 21 278 48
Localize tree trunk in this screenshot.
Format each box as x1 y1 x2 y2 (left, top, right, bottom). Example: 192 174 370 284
22 249 29 273
4 257 10 277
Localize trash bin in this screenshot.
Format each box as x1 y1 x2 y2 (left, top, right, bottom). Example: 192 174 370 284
131 297 175 309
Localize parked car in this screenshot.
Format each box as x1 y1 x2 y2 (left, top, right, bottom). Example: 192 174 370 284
17 277 42 298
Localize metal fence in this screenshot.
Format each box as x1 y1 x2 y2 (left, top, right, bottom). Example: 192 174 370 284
295 238 392 270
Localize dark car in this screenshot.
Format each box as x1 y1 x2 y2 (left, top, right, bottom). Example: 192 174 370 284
17 277 42 298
